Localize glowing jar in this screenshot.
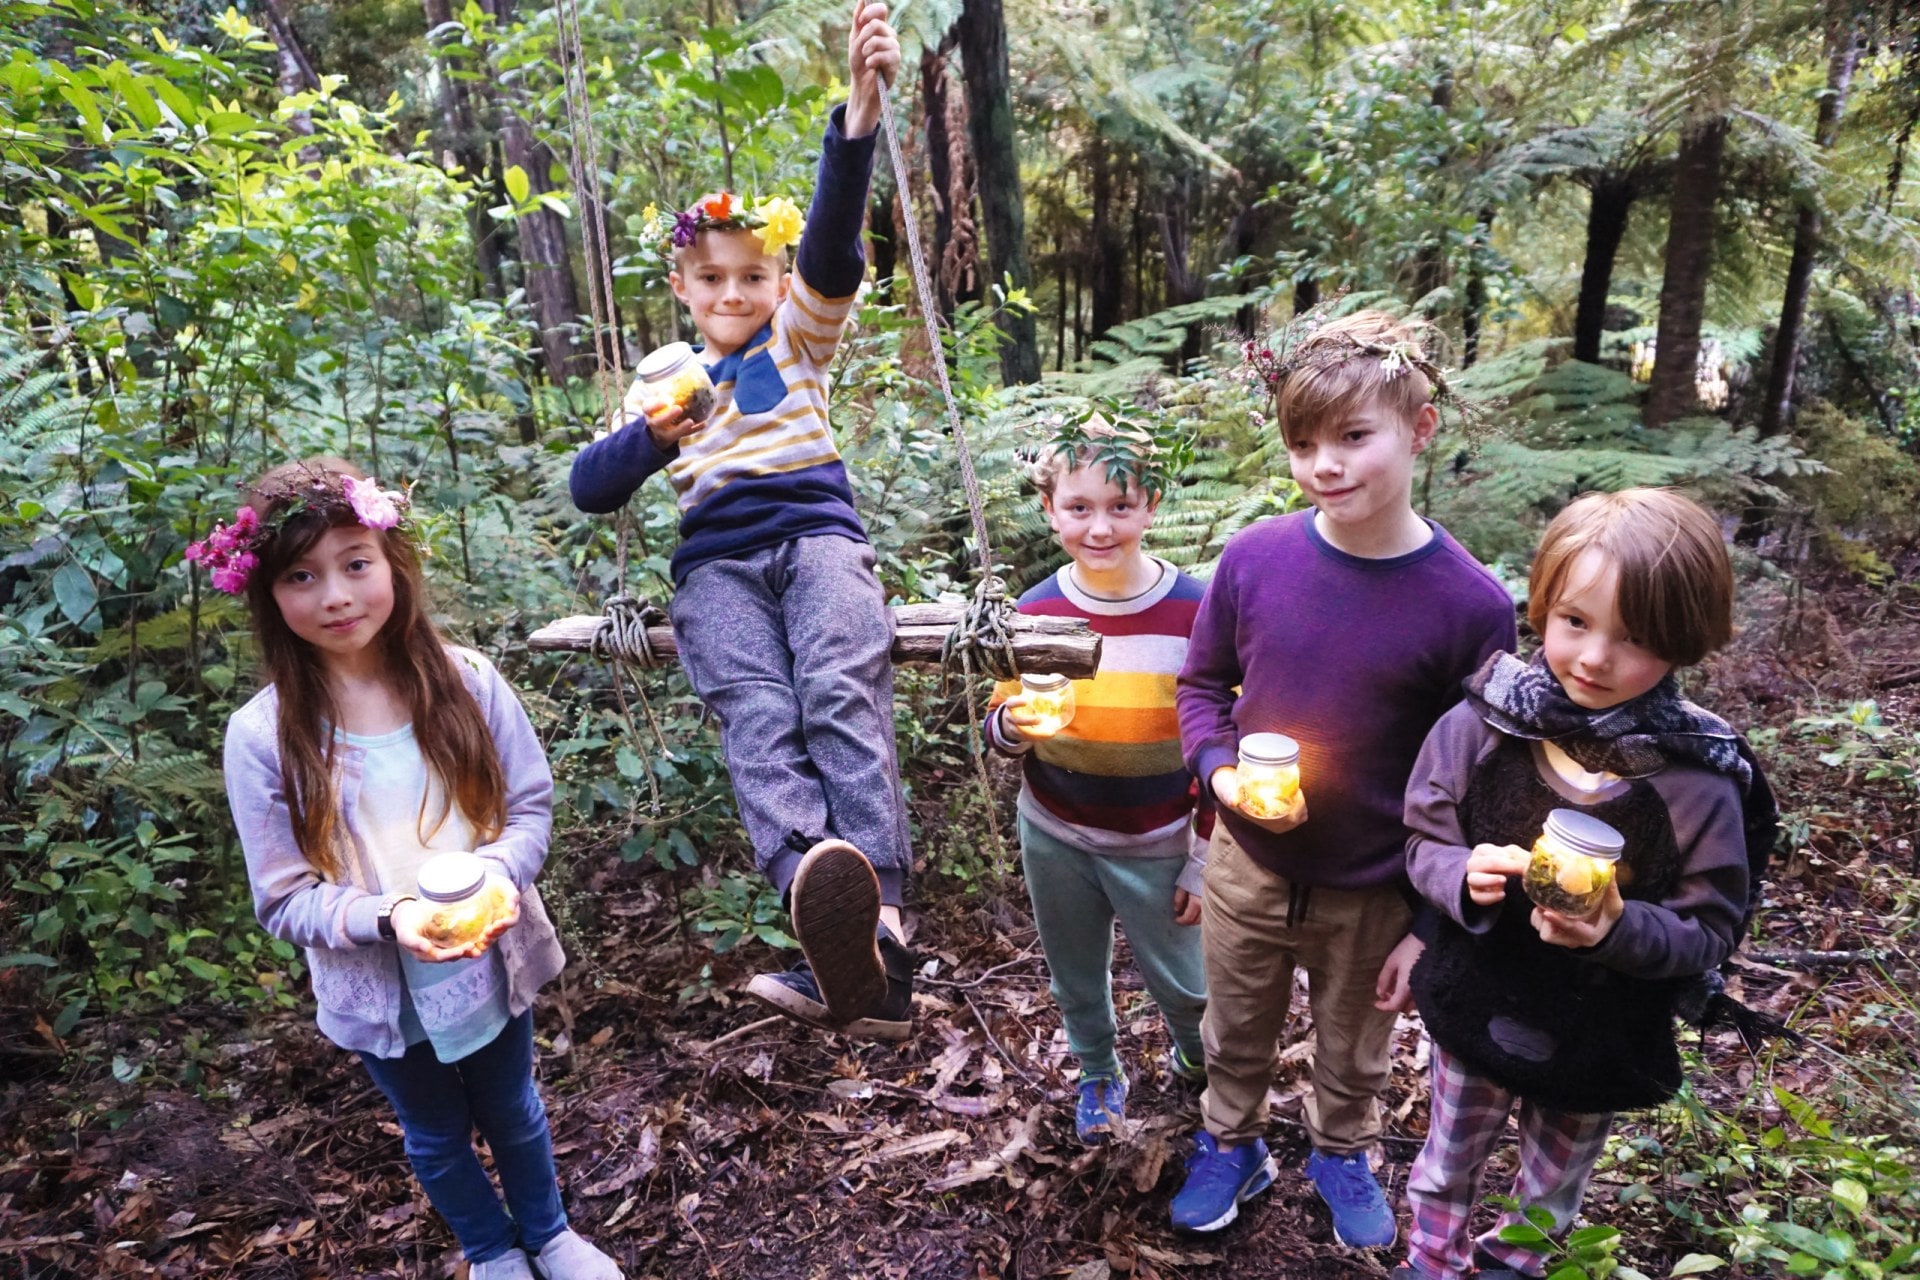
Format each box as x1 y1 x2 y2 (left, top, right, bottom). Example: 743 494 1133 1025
1018 673 1076 737
634 342 715 425
1236 733 1302 819
415 851 504 950
1524 809 1623 918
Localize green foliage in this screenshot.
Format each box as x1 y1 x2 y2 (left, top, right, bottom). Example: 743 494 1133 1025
1644 1085 1920 1280
1432 344 1824 564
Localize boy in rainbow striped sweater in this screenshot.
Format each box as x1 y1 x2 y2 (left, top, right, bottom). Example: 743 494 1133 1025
988 414 1211 1145
570 3 916 1043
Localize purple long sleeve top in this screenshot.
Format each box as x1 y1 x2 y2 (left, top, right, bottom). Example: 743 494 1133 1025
1176 511 1516 891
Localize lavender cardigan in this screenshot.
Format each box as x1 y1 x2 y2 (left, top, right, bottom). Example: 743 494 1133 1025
224 647 566 1057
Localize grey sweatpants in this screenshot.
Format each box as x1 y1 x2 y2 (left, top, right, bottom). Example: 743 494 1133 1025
670 535 913 905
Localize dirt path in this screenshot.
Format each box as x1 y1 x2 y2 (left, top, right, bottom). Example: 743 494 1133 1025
3 566 1915 1279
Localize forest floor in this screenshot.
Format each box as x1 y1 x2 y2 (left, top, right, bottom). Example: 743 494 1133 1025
4 557 1918 1280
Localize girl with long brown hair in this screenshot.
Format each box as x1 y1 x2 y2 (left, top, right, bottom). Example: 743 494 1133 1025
211 458 619 1279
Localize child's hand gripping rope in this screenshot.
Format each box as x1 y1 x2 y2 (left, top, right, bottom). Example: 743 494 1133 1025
844 1 901 137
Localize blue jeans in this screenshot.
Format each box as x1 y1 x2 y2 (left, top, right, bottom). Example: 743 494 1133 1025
360 1010 565 1262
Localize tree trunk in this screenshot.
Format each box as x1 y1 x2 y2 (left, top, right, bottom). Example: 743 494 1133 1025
958 0 1040 383
920 40 963 320
1087 136 1124 337
423 0 506 302
1573 173 1635 364
1460 206 1494 367
1293 276 1319 316
498 115 589 384
1758 8 1862 439
1646 114 1728 428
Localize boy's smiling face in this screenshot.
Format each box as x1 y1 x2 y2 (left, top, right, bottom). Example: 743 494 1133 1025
670 230 791 356
1043 465 1159 576
1285 398 1437 540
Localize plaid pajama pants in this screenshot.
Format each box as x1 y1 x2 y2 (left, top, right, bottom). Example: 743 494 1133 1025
1404 1044 1614 1279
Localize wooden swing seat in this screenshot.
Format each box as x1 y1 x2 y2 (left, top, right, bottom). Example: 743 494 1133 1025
527 602 1102 678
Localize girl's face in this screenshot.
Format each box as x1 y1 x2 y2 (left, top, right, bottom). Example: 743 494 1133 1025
1042 465 1159 572
271 525 395 669
1540 548 1675 710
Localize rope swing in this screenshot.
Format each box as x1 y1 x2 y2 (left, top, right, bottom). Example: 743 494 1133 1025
529 13 1103 697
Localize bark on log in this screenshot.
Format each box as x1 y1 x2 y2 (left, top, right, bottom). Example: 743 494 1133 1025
528 605 1103 677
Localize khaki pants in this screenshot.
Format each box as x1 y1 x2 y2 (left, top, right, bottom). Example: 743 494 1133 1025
1199 825 1413 1154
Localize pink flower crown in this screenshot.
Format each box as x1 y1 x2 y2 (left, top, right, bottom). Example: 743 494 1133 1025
185 472 410 595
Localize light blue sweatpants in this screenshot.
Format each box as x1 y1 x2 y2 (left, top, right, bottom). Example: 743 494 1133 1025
1019 816 1207 1080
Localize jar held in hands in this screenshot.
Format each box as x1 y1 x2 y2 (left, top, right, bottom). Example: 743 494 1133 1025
1236 733 1302 819
1018 673 1076 737
1523 809 1622 919
632 342 715 425
415 851 504 950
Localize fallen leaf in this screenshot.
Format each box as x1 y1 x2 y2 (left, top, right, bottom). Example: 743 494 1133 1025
250 1217 317 1248
863 1129 964 1165
827 1078 875 1101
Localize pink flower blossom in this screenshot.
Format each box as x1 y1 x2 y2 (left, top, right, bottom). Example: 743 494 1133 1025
343 476 402 530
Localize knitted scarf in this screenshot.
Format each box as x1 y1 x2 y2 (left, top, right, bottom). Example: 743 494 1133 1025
1462 651 1751 791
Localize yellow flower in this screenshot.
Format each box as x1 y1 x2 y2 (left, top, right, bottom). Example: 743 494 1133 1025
641 202 659 224
753 196 803 255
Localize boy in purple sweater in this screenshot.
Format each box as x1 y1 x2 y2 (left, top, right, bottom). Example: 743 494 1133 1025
1171 312 1516 1243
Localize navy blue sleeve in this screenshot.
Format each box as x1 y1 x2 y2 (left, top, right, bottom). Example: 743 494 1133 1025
795 104 878 298
569 418 678 514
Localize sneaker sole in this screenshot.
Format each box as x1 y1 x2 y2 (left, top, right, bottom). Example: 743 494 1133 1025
839 1011 912 1042
789 840 885 1023
743 972 838 1031
1176 1155 1278 1234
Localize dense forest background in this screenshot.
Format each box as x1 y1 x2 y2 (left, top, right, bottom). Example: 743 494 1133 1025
4 0 1920 1276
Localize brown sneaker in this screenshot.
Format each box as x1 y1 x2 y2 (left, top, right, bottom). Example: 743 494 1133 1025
788 839 885 1024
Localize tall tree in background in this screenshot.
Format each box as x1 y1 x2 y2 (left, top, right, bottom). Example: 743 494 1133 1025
1758 1 1864 440
423 0 506 302
485 0 588 385
958 0 1040 384
1646 112 1728 427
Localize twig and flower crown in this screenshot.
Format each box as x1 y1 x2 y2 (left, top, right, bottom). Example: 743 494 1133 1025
637 191 805 263
184 465 411 595
1026 401 1196 504
1238 302 1483 435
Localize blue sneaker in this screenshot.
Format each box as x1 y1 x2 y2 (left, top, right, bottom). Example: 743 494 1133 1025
1170 1131 1278 1233
1305 1148 1396 1248
1075 1072 1128 1145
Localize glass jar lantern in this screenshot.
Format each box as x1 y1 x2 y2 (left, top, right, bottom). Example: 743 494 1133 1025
633 341 716 425
1017 672 1076 737
1524 808 1623 918
415 851 502 949
1236 733 1302 819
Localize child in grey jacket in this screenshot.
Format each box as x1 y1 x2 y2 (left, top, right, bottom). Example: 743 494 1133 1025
210 457 614 1280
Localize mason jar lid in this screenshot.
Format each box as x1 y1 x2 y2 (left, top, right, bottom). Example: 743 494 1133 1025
1238 732 1300 768
635 341 696 381
416 851 486 903
1020 672 1069 691
1542 809 1625 861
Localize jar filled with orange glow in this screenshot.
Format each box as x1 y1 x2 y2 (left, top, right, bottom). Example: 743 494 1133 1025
1018 672 1076 737
415 851 506 949
1236 733 1302 819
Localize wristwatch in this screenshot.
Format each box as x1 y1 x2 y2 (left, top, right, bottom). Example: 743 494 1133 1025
376 893 415 941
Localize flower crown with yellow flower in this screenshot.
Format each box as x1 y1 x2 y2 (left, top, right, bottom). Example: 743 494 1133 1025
637 191 805 264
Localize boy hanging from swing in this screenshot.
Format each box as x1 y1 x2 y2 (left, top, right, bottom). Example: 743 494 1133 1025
570 1 913 1041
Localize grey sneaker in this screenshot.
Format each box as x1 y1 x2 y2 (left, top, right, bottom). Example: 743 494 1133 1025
471 1250 537 1280
532 1228 622 1279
